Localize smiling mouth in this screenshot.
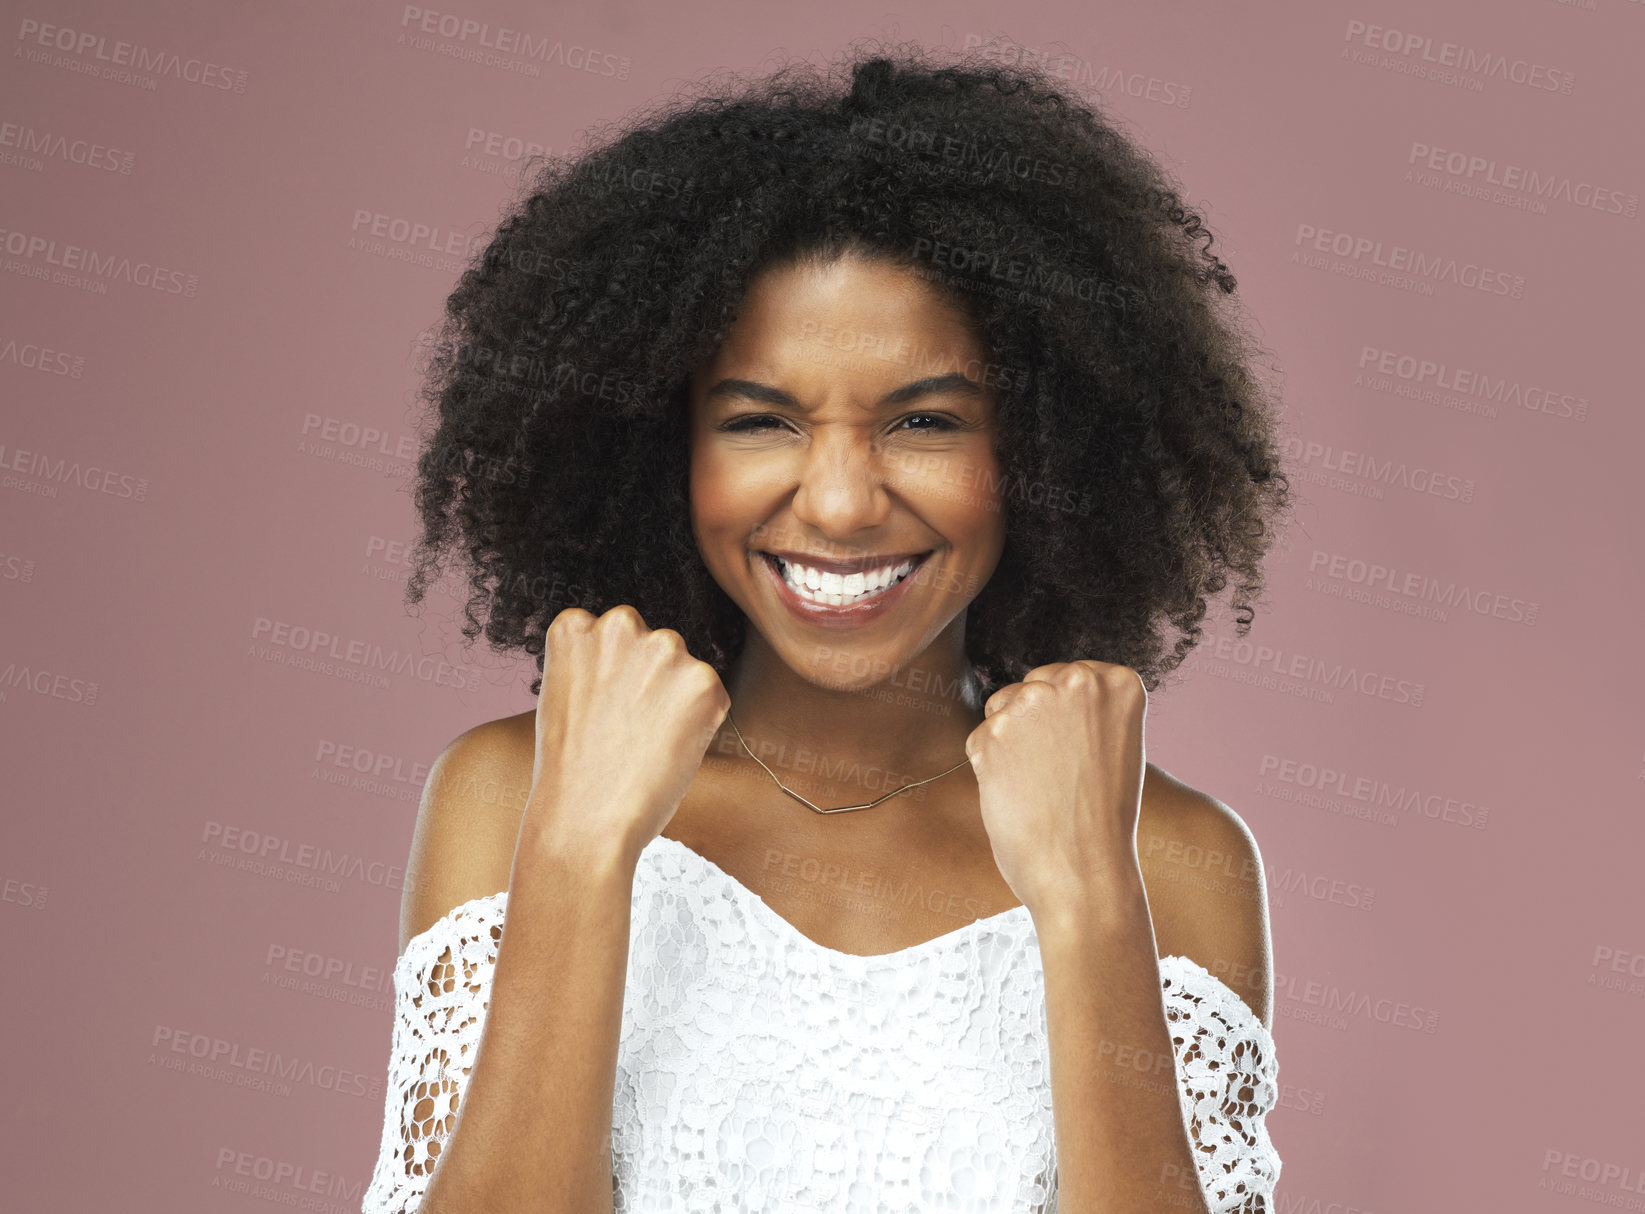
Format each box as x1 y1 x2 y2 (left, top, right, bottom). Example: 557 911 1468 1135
759 550 931 608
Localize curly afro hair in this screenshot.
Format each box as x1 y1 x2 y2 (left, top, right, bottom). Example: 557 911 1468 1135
403 40 1295 698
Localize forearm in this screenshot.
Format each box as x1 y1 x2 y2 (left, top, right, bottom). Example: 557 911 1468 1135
1037 876 1210 1214
418 827 636 1214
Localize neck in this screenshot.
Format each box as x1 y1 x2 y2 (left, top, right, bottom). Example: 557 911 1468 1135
707 617 986 807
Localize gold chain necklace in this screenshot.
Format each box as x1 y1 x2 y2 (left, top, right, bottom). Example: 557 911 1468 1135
724 708 973 814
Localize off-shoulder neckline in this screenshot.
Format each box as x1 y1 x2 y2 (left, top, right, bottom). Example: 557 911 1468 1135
649 833 1033 965
397 834 1274 1047
650 837 1274 1045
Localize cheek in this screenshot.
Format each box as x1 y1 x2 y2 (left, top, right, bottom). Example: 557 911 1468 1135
913 451 1005 540
687 452 734 572
688 448 781 574
689 446 740 526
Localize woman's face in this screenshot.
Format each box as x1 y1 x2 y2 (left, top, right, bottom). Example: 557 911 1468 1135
687 251 1007 690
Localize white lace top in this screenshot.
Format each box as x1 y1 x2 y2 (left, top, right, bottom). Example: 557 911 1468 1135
362 833 1282 1213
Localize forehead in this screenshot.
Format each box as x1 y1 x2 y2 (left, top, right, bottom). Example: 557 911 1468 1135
692 254 987 388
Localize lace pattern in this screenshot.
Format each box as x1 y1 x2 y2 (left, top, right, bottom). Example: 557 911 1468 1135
1159 957 1282 1213
362 896 503 1205
362 835 1280 1213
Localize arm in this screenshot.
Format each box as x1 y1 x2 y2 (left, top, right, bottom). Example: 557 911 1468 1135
1040 789 1278 1214
416 828 635 1213
360 721 637 1214
1038 871 1214 1214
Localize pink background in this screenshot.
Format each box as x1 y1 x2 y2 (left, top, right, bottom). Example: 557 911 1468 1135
3 2 1641 1211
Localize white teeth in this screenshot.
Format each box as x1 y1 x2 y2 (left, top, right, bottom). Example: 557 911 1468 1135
772 555 918 607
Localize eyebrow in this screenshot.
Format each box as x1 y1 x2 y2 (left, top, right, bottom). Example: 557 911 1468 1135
703 372 984 412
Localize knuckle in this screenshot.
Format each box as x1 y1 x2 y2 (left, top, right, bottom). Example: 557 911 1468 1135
603 603 647 630
549 607 593 633
1065 662 1099 687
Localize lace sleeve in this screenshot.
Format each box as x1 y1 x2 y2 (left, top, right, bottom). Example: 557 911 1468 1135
361 893 508 1214
1159 956 1283 1214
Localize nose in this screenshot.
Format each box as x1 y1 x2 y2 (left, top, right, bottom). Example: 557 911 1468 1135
788 428 892 539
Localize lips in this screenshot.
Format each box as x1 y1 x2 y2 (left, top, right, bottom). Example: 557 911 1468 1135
759 548 933 577
767 552 915 596
754 548 932 629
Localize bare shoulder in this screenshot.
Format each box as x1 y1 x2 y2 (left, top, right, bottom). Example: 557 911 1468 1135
397 709 538 956
1138 762 1274 1030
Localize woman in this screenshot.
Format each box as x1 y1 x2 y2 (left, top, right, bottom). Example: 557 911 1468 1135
364 42 1294 1214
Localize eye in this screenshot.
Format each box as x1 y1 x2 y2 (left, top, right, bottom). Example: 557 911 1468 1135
718 414 790 434
717 413 963 435
896 412 961 433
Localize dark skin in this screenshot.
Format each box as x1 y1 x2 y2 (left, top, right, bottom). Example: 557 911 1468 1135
453 250 1271 1000
418 250 1274 1211
472 701 1269 983
676 250 1018 950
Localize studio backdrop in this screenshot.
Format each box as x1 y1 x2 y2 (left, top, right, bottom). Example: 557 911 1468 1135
1 2 1639 1212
